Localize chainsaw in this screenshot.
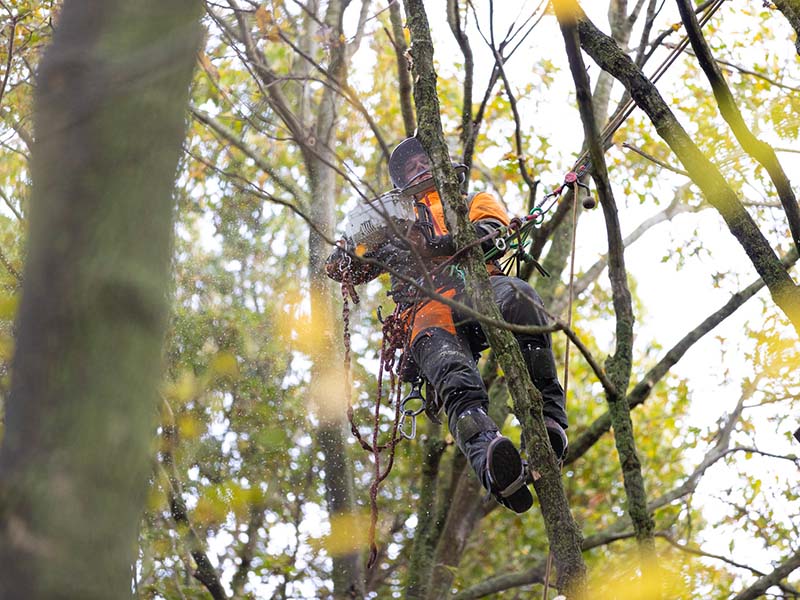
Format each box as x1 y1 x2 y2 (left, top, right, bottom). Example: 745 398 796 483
344 190 418 254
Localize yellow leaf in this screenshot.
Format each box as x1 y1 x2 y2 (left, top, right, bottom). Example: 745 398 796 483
163 370 199 403
198 52 219 82
178 413 202 440
210 351 239 378
310 512 369 557
0 334 13 361
0 295 18 319
255 6 273 33
589 556 687 599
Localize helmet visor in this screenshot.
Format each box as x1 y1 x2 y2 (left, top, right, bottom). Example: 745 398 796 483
388 138 431 189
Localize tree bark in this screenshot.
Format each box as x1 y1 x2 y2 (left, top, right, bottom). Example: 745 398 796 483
0 1 203 598
306 1 366 598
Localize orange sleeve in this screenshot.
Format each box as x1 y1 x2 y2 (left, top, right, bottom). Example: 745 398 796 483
468 191 510 226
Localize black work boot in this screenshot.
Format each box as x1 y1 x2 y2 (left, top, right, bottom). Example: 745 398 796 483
544 416 568 462
453 408 533 513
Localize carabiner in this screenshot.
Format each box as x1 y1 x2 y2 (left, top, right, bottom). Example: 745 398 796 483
401 382 426 418
400 412 417 440
494 237 507 252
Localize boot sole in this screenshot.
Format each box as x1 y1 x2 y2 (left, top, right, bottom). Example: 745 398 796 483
487 437 533 514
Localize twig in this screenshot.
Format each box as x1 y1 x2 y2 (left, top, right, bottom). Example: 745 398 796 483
622 142 690 176
677 0 800 252
0 186 22 221
565 246 799 465
160 402 229 600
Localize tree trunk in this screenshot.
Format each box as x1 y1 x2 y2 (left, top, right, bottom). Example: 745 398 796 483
307 1 366 598
0 1 203 598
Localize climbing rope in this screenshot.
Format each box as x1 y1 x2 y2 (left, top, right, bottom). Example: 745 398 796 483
340 269 425 570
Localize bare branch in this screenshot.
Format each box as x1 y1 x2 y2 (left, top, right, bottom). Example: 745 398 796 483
732 548 800 600
0 13 17 107
447 0 474 152
388 0 416 137
622 142 689 176
189 105 308 204
553 186 697 315
160 403 228 600
575 4 800 332
0 186 23 222
557 0 654 553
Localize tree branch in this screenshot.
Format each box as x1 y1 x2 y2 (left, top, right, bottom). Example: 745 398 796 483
565 246 799 465
772 0 800 55
622 142 689 176
557 0 654 553
160 416 228 600
388 0 416 137
189 105 308 204
552 186 697 315
574 4 800 334
447 0 474 153
676 0 800 253
732 548 800 600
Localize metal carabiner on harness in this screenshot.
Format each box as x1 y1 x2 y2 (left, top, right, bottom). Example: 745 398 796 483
494 236 507 252
399 379 426 440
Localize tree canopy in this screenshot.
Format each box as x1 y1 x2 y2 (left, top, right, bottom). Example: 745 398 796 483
0 0 799 598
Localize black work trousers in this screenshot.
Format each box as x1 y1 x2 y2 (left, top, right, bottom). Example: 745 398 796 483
410 275 568 435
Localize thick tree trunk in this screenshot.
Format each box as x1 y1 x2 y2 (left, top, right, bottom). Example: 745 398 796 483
0 1 203 598
307 1 365 598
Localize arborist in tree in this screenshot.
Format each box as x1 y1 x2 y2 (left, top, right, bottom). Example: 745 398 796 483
326 137 568 514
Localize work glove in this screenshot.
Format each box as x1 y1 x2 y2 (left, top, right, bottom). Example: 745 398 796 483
412 222 502 259
419 233 456 258
371 239 415 272
325 241 382 284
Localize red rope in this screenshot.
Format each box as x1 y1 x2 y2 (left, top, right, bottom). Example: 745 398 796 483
340 269 423 570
